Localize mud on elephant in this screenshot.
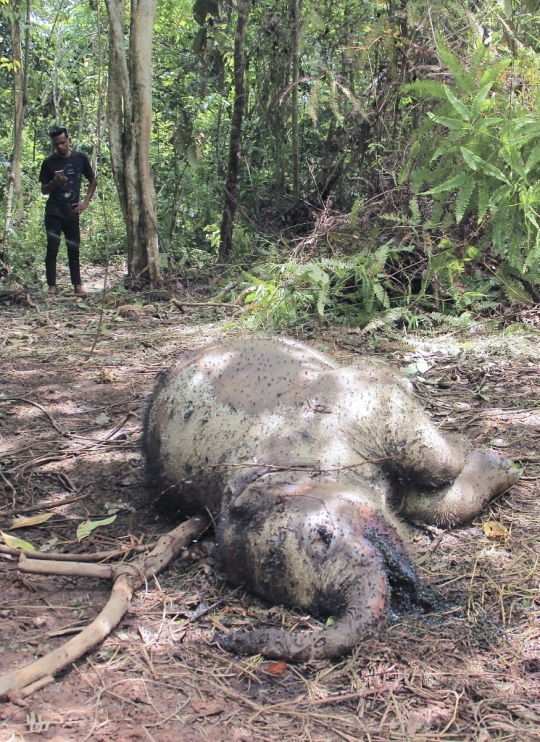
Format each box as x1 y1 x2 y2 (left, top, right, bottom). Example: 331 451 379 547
143 337 518 662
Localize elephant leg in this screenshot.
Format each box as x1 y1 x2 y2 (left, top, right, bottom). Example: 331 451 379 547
366 384 469 488
399 450 519 527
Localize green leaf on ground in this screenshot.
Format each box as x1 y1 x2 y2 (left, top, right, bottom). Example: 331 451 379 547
76 515 117 541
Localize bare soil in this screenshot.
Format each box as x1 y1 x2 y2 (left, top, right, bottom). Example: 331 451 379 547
0 267 539 741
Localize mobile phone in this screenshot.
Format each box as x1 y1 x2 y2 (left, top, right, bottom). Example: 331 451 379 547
55 170 63 175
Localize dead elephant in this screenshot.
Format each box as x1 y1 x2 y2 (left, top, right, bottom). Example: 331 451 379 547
143 337 518 661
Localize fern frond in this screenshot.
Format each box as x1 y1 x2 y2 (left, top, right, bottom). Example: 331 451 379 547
525 144 540 174
425 170 468 195
478 58 512 87
409 198 421 225
401 80 447 100
477 180 489 222
455 178 476 222
496 266 534 303
360 308 406 334
444 85 471 121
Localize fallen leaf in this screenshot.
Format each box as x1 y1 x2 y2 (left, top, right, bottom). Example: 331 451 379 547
190 696 226 716
81 348 108 356
99 369 117 383
406 710 427 735
76 515 117 541
119 476 136 487
1 532 35 551
40 536 59 553
266 661 287 676
416 551 431 566
10 513 54 529
489 438 509 447
403 359 432 376
94 412 111 425
483 521 508 539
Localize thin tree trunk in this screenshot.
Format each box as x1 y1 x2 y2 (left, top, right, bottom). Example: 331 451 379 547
11 0 24 214
291 0 300 200
218 0 250 263
105 0 160 285
2 0 29 263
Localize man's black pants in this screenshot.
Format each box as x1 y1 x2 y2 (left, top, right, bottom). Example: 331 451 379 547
45 214 81 287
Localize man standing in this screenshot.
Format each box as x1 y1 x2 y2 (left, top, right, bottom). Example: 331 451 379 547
39 126 97 296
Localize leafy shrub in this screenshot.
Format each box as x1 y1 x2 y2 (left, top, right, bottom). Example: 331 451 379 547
402 47 540 287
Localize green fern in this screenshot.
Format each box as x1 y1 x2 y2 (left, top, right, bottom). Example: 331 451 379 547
238 246 402 328
455 178 476 222
403 42 540 276
496 265 534 304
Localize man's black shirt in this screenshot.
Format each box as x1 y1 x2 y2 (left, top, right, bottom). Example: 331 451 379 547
39 151 94 220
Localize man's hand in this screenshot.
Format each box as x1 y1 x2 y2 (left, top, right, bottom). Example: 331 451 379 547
41 171 67 195
72 201 88 214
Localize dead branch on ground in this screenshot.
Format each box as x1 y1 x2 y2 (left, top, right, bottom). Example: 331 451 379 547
0 541 155 562
0 514 209 700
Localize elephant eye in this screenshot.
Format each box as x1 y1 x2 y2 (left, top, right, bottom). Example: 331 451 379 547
316 525 333 548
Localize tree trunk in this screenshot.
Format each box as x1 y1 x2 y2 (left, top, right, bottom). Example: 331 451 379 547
218 0 250 263
2 0 29 263
290 0 300 200
105 0 160 285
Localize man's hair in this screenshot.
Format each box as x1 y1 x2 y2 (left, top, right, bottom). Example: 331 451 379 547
50 126 69 139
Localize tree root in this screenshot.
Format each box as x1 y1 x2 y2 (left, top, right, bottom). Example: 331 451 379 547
0 514 209 699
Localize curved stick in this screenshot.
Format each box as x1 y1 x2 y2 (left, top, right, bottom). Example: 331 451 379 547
0 515 209 699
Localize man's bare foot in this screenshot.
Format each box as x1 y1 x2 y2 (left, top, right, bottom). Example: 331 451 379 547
74 285 86 297
47 286 56 295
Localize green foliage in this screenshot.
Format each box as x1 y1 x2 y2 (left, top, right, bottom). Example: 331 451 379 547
236 242 398 329
403 47 540 279
4 0 540 325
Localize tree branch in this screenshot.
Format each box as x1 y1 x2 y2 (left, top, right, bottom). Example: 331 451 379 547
0 514 209 699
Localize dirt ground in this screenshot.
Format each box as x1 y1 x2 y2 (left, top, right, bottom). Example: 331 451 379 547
0 266 539 742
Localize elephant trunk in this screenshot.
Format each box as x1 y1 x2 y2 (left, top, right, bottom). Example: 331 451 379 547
217 576 387 661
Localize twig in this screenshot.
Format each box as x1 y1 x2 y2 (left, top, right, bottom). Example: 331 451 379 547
169 297 242 310
7 436 136 476
0 541 156 562
8 396 66 436
0 470 16 494
18 554 116 579
0 470 16 508
25 293 39 311
0 490 90 517
156 456 396 499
